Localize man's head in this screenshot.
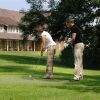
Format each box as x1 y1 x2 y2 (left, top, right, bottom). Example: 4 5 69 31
35 25 44 34
66 18 75 28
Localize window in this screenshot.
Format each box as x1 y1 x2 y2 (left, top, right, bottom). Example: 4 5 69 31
7 26 16 33
0 25 4 32
7 26 23 34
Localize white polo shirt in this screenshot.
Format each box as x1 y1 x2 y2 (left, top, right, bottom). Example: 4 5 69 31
41 31 56 48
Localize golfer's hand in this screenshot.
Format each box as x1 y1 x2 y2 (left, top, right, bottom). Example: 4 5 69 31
41 50 44 56
41 51 43 56
41 48 45 56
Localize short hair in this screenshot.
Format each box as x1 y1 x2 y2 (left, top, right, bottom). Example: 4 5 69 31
35 24 43 28
35 24 48 31
66 18 74 23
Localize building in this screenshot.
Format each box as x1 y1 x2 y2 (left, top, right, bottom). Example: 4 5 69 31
0 8 64 51
0 8 37 51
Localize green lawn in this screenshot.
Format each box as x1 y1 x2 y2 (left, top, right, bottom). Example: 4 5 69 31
0 51 100 100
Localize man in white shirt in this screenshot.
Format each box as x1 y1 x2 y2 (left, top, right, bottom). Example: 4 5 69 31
35 25 56 79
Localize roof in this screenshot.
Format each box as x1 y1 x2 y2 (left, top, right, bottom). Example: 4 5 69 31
0 32 34 40
0 8 35 40
0 16 18 26
0 8 23 26
0 8 49 40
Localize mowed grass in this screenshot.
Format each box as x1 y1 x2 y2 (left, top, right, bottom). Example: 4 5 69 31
0 51 100 100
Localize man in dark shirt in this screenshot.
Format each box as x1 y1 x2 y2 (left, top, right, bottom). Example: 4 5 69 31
66 18 84 81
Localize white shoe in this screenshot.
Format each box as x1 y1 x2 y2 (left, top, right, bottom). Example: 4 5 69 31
73 77 80 81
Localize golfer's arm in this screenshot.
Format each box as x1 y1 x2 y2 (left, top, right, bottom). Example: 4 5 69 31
41 35 46 51
72 32 76 46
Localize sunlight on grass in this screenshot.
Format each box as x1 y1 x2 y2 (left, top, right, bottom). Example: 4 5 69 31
0 51 100 100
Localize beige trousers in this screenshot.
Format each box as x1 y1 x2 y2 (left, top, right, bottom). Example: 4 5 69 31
74 43 84 79
46 45 56 76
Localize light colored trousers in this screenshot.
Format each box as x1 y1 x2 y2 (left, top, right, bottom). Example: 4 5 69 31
74 43 84 79
46 45 56 76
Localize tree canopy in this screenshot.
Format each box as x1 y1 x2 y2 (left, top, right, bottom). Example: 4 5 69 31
19 0 100 69
49 0 100 40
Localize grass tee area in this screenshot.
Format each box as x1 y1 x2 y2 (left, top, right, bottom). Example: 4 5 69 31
0 51 100 100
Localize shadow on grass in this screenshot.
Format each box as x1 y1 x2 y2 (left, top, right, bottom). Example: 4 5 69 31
0 65 69 79
47 74 100 93
0 54 46 65
0 54 62 67
0 54 100 93
0 65 45 78
0 65 33 73
40 73 100 93
0 65 100 93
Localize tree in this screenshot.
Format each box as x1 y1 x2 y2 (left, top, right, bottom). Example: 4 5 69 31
19 0 60 38
49 0 99 38
19 0 100 69
19 0 50 39
48 0 100 69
